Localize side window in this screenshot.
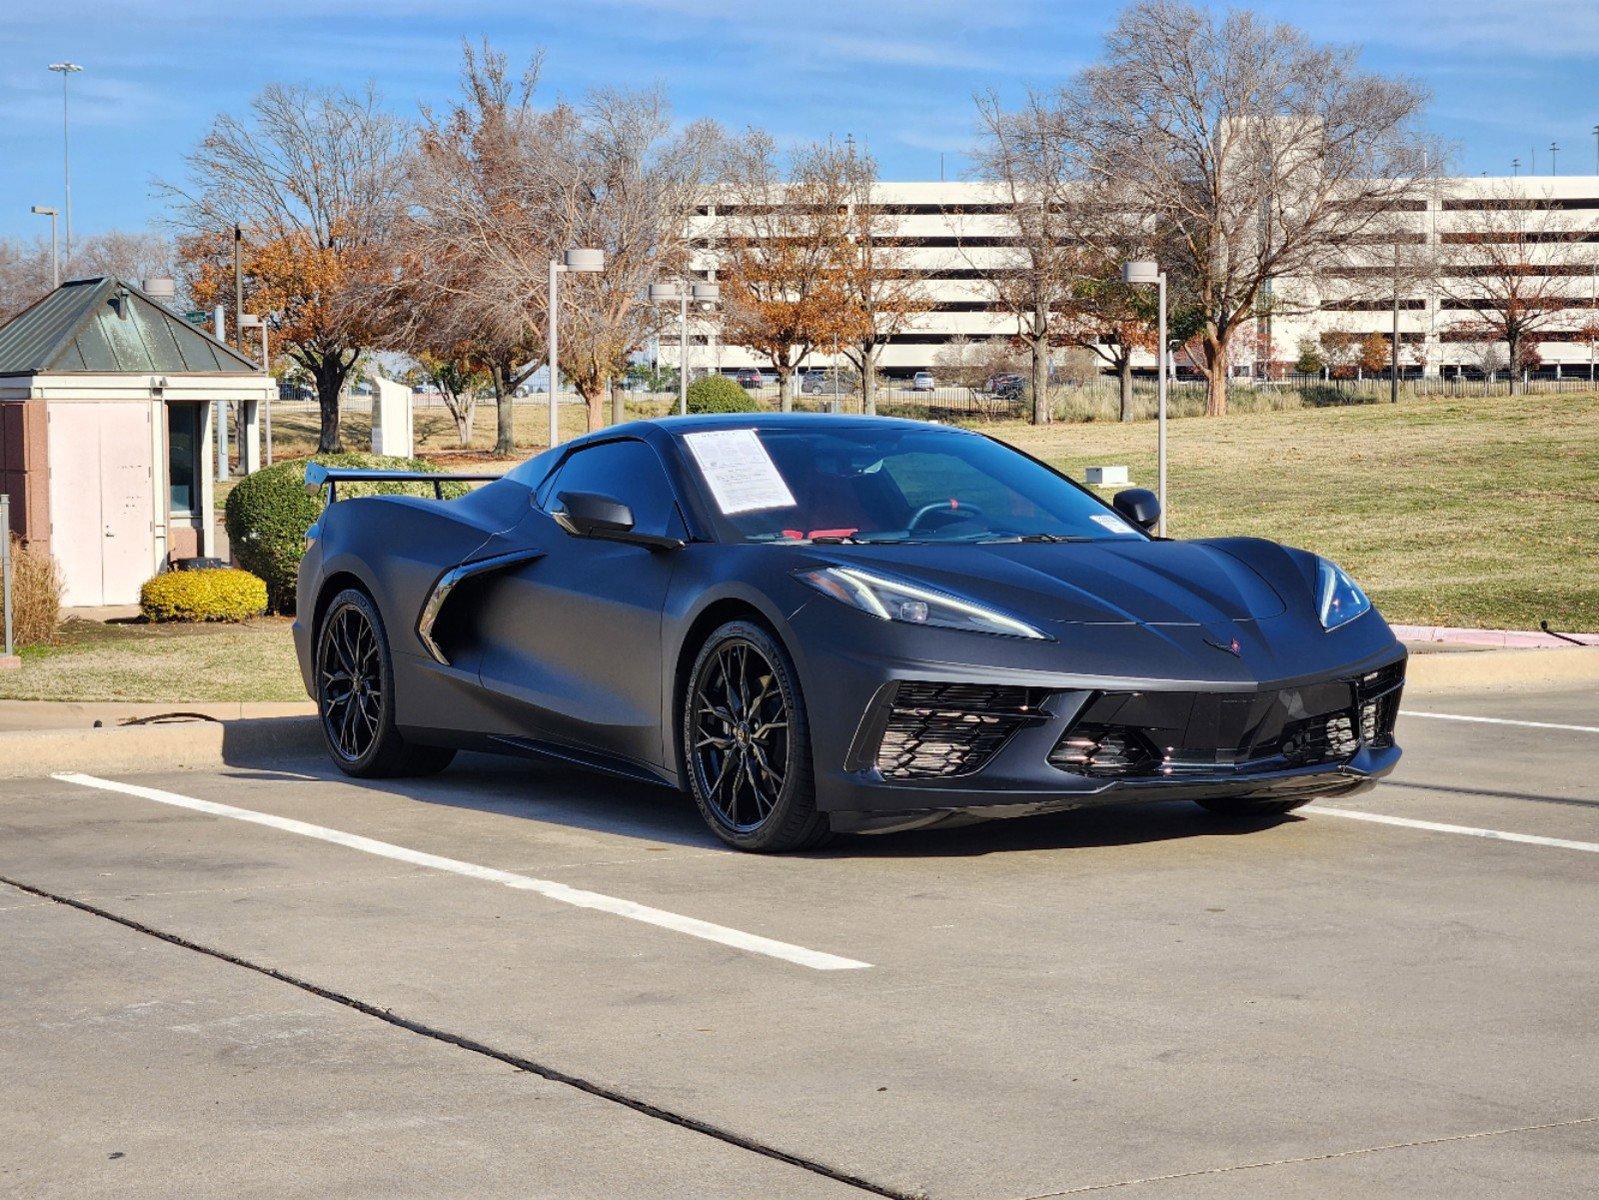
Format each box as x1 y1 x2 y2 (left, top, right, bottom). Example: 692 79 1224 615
543 439 685 539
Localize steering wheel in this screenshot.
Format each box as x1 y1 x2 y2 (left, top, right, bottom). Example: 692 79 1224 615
907 500 987 533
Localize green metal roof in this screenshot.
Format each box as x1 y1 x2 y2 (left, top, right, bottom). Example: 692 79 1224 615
0 276 263 377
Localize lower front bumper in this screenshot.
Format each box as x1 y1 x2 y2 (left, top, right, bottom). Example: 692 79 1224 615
793 629 1407 830
825 744 1397 832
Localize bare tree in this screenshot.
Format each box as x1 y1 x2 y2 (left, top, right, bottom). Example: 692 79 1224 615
1052 0 1437 414
1432 182 1598 394
716 132 861 411
165 84 408 451
547 88 719 430
0 229 179 323
833 146 934 414
404 43 553 455
964 94 1084 424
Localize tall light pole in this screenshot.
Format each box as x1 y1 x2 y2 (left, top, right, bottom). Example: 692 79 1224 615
1122 260 1168 536
1550 141 1560 176
547 248 604 449
30 206 59 289
651 279 720 416
48 62 82 263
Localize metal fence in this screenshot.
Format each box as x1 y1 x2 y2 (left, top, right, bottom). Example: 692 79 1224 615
272 370 1599 436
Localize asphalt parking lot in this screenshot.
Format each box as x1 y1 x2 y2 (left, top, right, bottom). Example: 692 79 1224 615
3 683 1596 1199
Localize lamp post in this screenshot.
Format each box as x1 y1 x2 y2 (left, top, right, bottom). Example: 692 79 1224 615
30 206 59 288
1550 141 1560 176
47 62 82 262
651 279 720 415
1121 260 1168 536
547 248 604 449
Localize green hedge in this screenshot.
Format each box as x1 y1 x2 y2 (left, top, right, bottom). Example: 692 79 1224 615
140 568 268 623
225 453 467 614
686 375 759 413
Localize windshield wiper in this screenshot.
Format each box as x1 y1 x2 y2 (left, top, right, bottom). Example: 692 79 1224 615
979 533 1097 544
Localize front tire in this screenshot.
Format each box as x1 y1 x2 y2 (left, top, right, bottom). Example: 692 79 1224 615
316 587 456 779
682 621 830 853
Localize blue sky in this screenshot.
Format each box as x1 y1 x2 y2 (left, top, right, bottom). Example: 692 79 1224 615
4 0 1598 243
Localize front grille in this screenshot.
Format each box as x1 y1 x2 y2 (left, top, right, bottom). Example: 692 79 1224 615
1049 657 1406 780
876 682 1043 779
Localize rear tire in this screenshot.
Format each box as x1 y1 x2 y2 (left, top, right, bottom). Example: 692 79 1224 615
682 620 831 853
1193 796 1312 818
316 587 456 779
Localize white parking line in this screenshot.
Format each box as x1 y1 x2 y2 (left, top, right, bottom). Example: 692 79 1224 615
1401 710 1599 735
52 773 871 972
1306 805 1599 855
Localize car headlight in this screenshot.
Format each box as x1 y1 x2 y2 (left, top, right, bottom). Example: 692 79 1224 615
1316 557 1371 631
798 566 1051 640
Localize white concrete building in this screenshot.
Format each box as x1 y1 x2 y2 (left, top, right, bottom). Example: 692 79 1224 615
672 177 1599 381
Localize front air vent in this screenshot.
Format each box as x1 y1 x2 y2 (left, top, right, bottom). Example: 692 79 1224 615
876 682 1043 779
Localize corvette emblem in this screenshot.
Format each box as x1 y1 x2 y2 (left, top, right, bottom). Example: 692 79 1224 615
1206 636 1243 656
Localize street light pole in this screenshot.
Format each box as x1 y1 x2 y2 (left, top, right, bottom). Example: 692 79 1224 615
1550 141 1560 176
679 289 689 416
30 206 59 289
548 248 605 449
48 63 82 264
652 279 719 416
1122 260 1168 537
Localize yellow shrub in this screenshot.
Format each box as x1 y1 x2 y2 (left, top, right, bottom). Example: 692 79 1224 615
140 568 268 623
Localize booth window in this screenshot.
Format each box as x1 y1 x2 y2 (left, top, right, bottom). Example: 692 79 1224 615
168 404 200 515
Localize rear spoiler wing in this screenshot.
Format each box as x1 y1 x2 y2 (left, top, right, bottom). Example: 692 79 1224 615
303 462 503 505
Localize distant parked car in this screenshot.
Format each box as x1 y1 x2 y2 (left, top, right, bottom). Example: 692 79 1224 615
800 370 826 395
986 373 1026 400
734 368 765 389
912 371 936 391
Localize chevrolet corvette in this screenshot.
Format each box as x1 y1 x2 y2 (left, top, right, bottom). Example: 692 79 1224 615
294 414 1404 851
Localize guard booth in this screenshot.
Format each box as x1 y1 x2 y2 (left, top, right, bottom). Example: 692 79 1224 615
0 277 275 607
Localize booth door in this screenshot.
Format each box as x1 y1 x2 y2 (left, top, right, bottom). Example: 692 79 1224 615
47 402 156 607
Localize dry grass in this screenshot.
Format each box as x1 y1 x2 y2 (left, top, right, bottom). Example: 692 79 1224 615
127 389 1598 707
6 535 62 647
994 392 1599 632
0 617 304 703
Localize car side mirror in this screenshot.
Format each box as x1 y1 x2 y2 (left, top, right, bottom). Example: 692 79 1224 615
1112 488 1161 533
556 491 635 538
553 490 686 551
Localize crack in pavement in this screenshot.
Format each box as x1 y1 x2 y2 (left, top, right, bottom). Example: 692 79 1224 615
1018 1114 1599 1196
1 873 921 1200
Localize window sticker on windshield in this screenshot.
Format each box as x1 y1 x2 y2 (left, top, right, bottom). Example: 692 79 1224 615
1091 513 1139 534
683 429 797 515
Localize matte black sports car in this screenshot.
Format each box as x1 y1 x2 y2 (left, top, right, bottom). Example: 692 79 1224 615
294 414 1404 852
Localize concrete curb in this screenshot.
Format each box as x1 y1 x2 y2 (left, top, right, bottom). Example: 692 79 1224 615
1 649 1594 780
0 716 322 780
1404 646 1599 694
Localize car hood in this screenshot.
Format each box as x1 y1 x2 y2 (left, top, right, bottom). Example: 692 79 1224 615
812 539 1289 629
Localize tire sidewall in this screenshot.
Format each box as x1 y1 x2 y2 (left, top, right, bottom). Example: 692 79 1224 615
682 620 819 851
317 587 399 774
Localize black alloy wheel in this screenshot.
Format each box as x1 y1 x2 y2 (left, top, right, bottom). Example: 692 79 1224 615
316 588 456 778
320 600 383 763
684 621 829 852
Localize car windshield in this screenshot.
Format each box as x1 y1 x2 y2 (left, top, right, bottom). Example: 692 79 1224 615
681 425 1147 545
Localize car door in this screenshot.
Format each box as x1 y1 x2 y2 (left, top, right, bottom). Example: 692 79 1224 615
474 437 687 770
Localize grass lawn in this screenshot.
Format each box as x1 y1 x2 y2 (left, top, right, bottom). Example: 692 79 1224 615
0 618 305 704
16 389 1594 706
998 392 1599 632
